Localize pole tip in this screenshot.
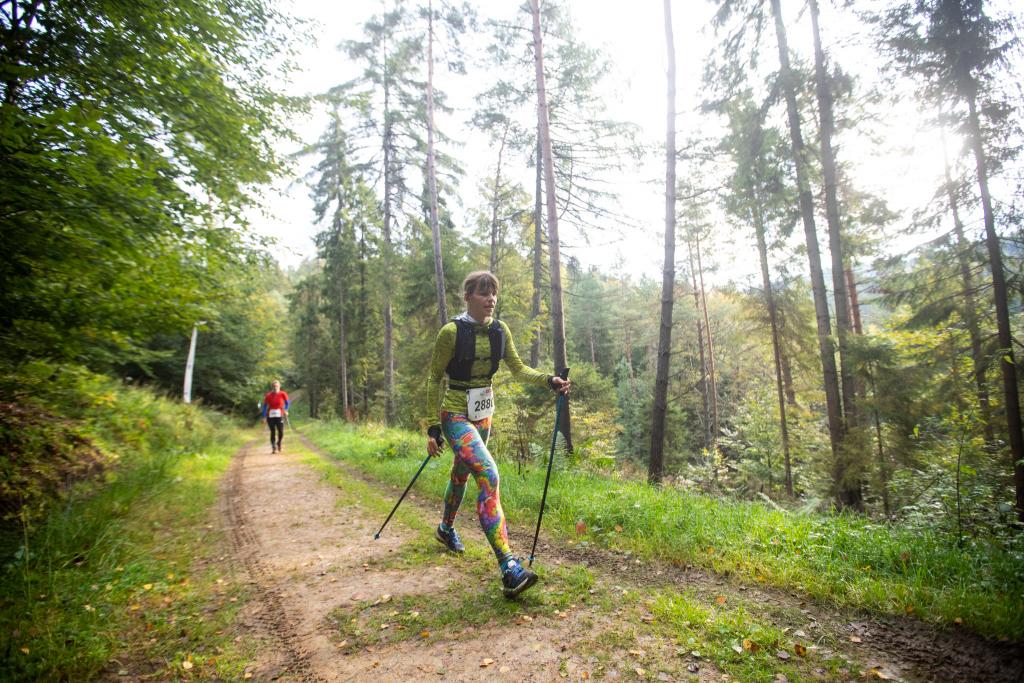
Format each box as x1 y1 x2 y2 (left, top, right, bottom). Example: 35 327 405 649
373 533 380 540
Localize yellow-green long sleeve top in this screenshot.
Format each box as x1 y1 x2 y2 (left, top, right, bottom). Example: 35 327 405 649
425 317 551 429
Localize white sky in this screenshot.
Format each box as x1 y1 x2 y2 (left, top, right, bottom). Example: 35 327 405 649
248 0 1018 288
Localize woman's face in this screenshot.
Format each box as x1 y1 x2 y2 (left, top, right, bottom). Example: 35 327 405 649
465 287 497 320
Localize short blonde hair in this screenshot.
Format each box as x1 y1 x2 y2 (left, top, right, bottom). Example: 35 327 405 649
462 271 499 297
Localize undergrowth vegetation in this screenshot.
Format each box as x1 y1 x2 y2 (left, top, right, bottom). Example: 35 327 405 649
303 420 1024 640
0 362 252 680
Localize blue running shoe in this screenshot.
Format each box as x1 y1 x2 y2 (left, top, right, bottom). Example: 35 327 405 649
501 556 538 598
435 525 464 554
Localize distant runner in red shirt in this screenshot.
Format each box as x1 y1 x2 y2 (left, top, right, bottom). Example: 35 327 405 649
261 380 290 453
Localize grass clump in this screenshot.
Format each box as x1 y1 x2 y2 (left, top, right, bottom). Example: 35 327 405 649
648 591 852 682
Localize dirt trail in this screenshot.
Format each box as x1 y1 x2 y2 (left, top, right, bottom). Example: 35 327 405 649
220 440 622 682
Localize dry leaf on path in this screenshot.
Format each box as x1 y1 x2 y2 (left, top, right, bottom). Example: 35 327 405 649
849 636 863 643
480 658 494 668
716 595 727 605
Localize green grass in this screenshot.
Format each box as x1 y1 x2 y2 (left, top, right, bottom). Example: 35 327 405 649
645 590 851 682
302 420 1024 640
0 380 256 680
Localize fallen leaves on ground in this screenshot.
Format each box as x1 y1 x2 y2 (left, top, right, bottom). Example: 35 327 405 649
480 658 494 668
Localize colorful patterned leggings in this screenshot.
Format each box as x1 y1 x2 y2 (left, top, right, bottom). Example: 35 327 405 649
440 411 511 563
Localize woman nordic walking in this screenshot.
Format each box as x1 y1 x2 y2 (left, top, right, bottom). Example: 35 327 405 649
425 271 570 598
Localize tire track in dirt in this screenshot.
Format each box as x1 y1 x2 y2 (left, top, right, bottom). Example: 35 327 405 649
221 442 321 682
299 434 1024 683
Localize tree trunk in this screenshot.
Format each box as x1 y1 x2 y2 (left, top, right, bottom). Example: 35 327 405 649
338 280 350 419
809 0 858 438
769 0 849 508
489 122 510 274
687 235 711 453
941 124 994 443
530 0 572 451
870 373 890 517
965 92 1024 521
782 350 798 409
531 135 543 367
625 325 638 397
694 229 719 453
649 0 677 484
306 285 320 419
335 219 350 420
382 39 396 425
651 0 675 485
753 205 793 496
845 268 863 334
425 0 448 326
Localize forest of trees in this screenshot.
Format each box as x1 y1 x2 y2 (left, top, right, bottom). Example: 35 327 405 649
3 0 1023 544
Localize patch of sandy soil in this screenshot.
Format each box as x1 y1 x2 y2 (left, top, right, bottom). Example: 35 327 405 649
222 440 682 682
296 436 1024 683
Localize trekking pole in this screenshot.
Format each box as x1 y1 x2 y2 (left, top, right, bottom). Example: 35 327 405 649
374 441 439 540
529 367 570 567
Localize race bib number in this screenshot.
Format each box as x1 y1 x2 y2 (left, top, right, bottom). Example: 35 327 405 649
268 409 282 418
466 386 495 421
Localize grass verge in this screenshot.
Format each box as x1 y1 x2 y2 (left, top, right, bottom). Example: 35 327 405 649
0 376 256 680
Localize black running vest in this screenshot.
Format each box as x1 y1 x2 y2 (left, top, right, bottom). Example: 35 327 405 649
445 318 505 390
